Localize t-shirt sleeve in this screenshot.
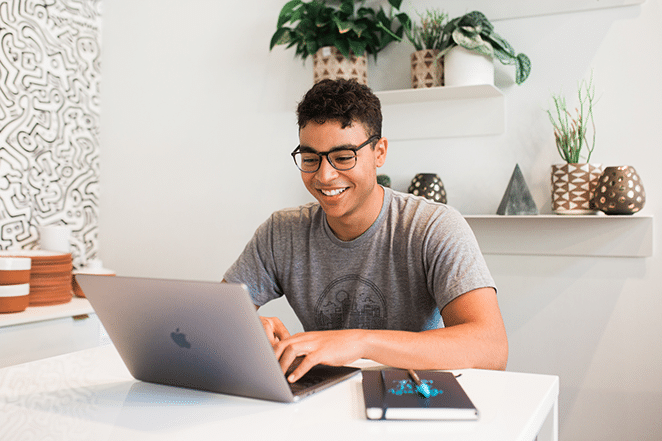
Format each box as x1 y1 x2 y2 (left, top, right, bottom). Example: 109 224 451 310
223 215 283 306
424 208 496 311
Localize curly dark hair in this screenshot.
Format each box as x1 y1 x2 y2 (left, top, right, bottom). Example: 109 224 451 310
296 79 382 139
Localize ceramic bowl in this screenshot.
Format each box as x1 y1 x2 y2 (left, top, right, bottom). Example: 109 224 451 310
0 283 30 313
0 257 31 285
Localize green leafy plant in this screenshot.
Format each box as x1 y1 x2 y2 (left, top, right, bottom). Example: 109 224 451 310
439 11 531 85
547 76 597 163
401 8 448 51
269 0 408 62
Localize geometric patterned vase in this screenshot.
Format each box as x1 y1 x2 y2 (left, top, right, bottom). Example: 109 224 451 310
593 166 646 215
411 49 443 88
408 173 447 204
551 163 603 214
313 46 368 85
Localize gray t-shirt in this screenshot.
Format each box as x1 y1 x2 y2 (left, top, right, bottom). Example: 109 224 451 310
224 187 495 332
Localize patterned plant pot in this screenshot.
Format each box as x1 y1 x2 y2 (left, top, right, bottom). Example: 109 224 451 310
411 49 443 88
408 173 447 204
593 166 646 215
551 163 603 214
313 46 368 85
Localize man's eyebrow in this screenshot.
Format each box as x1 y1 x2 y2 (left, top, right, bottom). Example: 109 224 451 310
298 143 357 153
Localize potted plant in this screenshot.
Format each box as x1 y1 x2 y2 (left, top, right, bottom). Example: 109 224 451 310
547 75 602 214
438 11 531 87
401 8 448 88
269 0 408 85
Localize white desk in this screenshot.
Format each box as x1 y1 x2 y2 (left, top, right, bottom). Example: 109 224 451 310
0 344 558 441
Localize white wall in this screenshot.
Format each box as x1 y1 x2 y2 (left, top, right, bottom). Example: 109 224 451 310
101 1 662 439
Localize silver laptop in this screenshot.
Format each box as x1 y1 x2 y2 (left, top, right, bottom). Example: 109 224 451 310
75 275 359 403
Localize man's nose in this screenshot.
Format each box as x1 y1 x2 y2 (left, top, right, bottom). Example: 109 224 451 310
316 155 339 180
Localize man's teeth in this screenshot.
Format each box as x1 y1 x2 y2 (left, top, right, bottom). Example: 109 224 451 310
321 188 347 196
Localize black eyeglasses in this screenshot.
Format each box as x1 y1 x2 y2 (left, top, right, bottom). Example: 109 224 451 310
291 135 380 173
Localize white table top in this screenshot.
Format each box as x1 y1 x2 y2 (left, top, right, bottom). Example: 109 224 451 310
0 344 558 441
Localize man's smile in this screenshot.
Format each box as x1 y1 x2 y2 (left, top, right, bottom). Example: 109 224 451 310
319 187 348 197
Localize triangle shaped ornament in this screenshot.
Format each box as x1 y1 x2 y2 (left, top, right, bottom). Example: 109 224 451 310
497 164 539 215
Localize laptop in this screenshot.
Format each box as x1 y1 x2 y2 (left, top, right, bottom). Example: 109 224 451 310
75 274 359 403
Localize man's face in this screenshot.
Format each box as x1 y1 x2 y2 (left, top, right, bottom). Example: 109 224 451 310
298 120 387 236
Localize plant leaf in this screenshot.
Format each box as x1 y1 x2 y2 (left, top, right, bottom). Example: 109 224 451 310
515 53 531 85
277 0 302 27
452 28 493 57
339 0 354 16
349 39 367 56
270 27 291 49
334 38 351 58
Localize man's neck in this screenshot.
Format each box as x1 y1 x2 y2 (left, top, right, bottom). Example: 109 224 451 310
327 186 385 242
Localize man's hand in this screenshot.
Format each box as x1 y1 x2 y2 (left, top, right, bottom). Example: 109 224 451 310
273 330 365 383
259 315 291 346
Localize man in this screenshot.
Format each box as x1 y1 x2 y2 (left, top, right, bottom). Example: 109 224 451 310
224 79 507 383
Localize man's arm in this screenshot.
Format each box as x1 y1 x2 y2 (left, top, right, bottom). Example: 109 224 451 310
274 287 508 382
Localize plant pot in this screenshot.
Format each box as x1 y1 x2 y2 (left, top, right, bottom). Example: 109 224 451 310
410 49 443 88
593 166 646 215
313 46 368 85
443 46 494 87
408 173 447 204
551 163 603 214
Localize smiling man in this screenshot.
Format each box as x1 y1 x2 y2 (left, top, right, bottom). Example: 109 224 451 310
223 79 508 382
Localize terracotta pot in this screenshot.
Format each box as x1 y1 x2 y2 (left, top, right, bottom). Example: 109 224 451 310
551 163 603 214
411 49 443 88
593 166 646 215
443 46 494 87
313 46 368 85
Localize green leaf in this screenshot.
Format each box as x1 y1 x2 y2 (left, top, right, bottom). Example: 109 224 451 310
352 21 368 38
515 53 531 84
334 38 351 59
270 27 290 49
339 0 354 16
452 28 493 57
333 16 352 34
349 39 367 56
388 0 403 10
277 0 302 27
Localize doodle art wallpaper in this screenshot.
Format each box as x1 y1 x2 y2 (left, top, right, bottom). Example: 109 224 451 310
0 0 101 267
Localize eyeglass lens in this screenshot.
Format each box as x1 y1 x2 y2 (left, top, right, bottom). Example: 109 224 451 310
293 150 357 172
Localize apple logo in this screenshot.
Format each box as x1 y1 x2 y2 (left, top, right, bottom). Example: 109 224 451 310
170 328 191 349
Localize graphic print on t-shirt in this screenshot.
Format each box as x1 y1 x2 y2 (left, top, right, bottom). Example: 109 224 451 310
315 275 387 330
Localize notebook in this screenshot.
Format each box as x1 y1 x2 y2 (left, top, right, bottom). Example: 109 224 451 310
75 274 359 403
362 369 479 420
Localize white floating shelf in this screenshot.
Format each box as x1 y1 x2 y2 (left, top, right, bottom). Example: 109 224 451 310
375 85 505 141
464 214 654 258
0 297 93 328
403 0 645 21
375 84 503 105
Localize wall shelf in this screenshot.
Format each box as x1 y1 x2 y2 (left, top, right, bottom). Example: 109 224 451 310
375 85 505 141
428 0 645 21
464 214 654 258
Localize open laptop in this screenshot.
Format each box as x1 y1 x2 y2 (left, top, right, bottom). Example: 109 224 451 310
75 275 359 403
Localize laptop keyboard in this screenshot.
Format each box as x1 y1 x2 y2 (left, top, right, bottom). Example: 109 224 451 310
286 356 334 394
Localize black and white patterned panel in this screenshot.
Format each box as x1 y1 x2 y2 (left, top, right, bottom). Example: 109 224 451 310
0 0 101 267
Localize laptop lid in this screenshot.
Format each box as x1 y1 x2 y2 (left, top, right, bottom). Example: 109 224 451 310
75 275 358 403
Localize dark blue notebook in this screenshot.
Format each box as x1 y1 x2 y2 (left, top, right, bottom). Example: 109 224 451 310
362 369 479 420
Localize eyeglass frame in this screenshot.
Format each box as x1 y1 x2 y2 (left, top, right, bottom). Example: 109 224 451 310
290 135 381 173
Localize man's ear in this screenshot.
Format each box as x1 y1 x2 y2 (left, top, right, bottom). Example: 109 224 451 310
375 137 388 168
